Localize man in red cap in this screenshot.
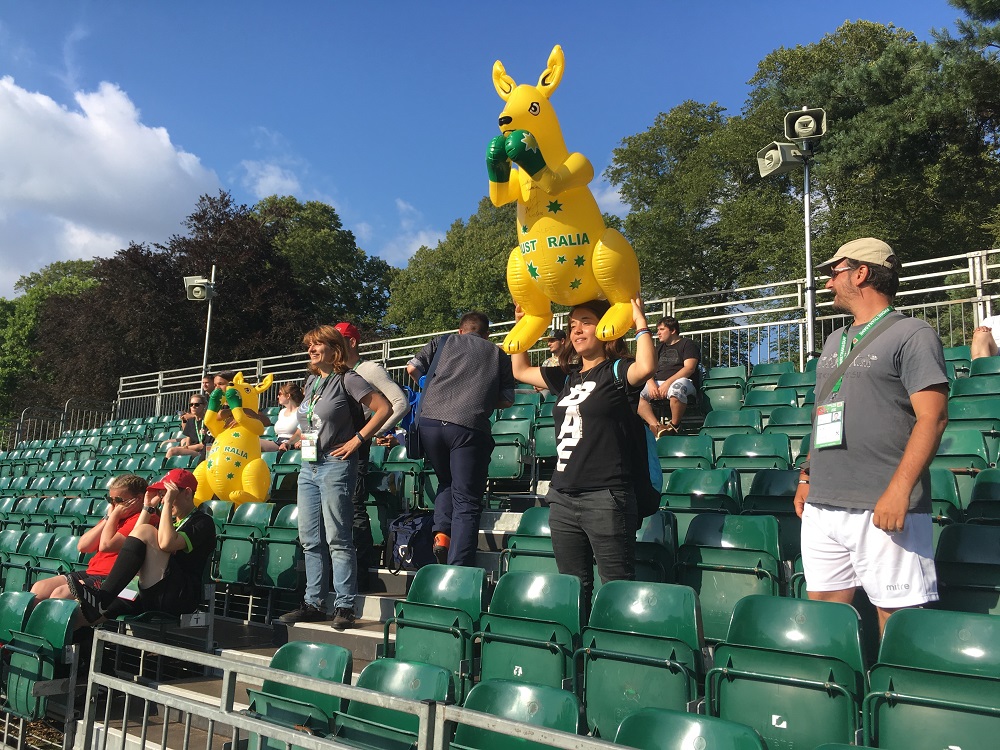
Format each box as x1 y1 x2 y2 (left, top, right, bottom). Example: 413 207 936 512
334 321 410 587
68 468 217 625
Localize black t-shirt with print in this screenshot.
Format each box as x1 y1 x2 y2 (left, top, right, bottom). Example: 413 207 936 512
654 338 701 385
541 359 641 492
171 509 217 582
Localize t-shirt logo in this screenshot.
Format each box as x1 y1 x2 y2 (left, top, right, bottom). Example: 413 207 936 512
555 381 596 471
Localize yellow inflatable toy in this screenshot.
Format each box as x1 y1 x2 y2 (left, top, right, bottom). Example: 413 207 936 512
194 372 273 505
488 44 642 354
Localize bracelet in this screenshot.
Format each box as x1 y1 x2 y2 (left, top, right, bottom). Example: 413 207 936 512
797 479 809 485
635 329 651 340
355 431 366 443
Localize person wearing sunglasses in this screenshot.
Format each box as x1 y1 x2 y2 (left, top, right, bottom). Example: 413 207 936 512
29 474 160 619
795 237 948 638
165 394 213 460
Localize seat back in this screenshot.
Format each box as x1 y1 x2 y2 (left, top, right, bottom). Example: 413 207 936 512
342 659 452 738
703 409 762 431
934 524 1000 615
453 680 581 750
615 707 767 750
262 641 352 718
0 591 35 643
405 564 486 621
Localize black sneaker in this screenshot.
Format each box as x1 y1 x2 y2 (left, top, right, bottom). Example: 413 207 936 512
277 602 327 624
432 533 450 565
332 607 356 630
66 573 107 625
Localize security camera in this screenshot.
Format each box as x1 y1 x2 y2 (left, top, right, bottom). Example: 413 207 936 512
784 108 827 142
756 142 803 178
184 275 216 302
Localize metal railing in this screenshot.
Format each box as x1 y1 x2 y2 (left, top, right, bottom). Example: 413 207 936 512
81 630 616 750
60 247 1000 421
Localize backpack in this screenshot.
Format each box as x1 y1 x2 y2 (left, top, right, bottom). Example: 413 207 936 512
386 510 436 573
612 359 664 519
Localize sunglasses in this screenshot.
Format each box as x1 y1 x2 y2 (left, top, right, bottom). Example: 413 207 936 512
189 402 205 408
106 495 131 505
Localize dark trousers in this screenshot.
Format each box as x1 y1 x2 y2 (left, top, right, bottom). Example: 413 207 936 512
546 486 637 620
419 418 493 567
351 440 377 573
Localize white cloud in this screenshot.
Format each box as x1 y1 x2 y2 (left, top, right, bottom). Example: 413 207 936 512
240 160 302 199
353 222 373 243
592 177 628 218
372 200 444 267
0 76 219 298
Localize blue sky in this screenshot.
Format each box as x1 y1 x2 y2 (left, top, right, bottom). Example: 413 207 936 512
0 1 964 298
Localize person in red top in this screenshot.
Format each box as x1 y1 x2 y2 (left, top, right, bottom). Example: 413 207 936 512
30 474 159 604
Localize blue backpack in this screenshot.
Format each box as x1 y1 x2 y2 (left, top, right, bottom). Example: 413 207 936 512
612 359 664 518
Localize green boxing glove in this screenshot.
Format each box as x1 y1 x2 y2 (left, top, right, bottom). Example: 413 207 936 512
486 135 511 183
504 130 547 177
207 388 224 412
225 387 243 410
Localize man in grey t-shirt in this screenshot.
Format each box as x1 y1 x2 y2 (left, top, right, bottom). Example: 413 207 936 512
407 312 515 566
794 238 949 636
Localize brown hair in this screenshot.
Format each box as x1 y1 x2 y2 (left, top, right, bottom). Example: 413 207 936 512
556 302 632 372
109 474 148 496
303 325 350 375
278 382 305 406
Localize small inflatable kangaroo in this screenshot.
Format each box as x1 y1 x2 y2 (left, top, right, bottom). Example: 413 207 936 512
194 372 273 505
488 44 641 354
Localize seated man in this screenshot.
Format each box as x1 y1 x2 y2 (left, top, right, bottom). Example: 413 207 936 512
69 468 216 626
971 316 1000 360
638 316 701 436
30 474 159 609
165 393 212 459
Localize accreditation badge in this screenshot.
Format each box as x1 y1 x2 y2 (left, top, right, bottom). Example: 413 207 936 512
814 401 845 449
300 431 320 462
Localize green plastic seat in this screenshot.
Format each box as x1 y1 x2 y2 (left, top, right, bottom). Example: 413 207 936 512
776 370 817 406
762 405 813 460
253 504 305 595
747 361 795 392
200 499 234 530
615 707 767 750
740 468 801 560
634 509 677 583
514 506 550 537
476 571 581 689
4 598 78 720
385 565 486 703
708 596 867 749
499 534 559 577
700 381 744 412
970 355 1000 377
933 523 1000 615
0 591 35 644
864 608 1000 749
28 535 85 587
929 467 963 540
741 388 798 427
213 503 275 586
513 391 542 408
333 659 452 750
699 409 761 457
451 679 581 750
577 581 704 736
245 641 353 748
951 374 1000 403
932 428 991 507
660 468 743 543
500 404 537 421
676 514 782 642
704 365 749 382
966 467 1000 524
487 442 527 482
655 434 714 477
2 532 55 593
716 433 792 497
491 418 532 447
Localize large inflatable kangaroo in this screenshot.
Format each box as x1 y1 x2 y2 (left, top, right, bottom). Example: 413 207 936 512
194 372 273 505
488 44 641 354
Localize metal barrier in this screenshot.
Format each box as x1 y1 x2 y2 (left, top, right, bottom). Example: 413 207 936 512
81 630 617 750
61 246 1000 420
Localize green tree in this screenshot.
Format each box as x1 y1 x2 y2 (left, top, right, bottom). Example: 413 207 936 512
0 260 97 418
254 196 395 336
385 198 517 333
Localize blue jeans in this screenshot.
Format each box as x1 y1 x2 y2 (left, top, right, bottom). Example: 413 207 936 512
296 454 359 611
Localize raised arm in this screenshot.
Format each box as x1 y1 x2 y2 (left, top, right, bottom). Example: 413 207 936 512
626 297 656 387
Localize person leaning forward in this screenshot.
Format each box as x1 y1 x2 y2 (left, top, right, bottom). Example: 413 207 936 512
794 237 949 637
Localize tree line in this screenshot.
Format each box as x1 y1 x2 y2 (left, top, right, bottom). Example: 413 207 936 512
2 1 999 417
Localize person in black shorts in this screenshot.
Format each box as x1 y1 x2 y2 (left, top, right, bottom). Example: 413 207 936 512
69 468 216 625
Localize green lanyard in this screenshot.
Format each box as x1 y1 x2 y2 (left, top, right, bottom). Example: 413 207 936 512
831 306 894 395
306 375 330 426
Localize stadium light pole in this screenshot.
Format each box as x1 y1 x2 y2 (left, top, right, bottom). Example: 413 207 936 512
183 265 217 382
756 106 827 360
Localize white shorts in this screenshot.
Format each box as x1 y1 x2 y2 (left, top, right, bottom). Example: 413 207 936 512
800 503 938 608
641 378 696 404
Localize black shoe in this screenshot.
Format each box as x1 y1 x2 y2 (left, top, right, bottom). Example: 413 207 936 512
277 602 327 624
66 573 107 625
332 607 356 630
432 533 450 565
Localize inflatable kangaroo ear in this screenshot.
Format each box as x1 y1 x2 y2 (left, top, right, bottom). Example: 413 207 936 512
233 372 246 386
537 45 565 98
254 373 274 393
493 60 516 101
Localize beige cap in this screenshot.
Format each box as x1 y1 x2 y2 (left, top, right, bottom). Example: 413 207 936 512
816 237 898 273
